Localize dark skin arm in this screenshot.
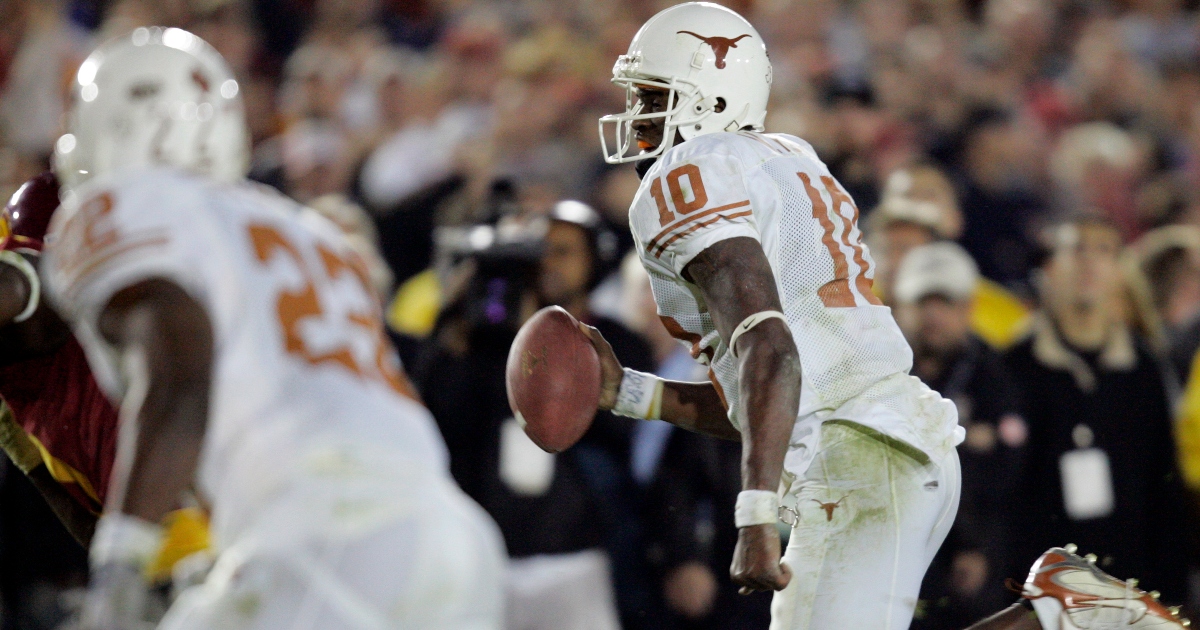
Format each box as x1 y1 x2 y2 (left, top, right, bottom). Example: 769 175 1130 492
577 328 740 441
0 256 98 545
585 83 738 442
660 381 741 441
96 279 212 523
684 237 800 593
584 237 800 593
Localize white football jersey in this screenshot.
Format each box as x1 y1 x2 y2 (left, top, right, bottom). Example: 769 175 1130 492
42 168 450 527
629 131 963 465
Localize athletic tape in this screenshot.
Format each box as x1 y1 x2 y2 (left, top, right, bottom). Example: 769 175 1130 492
734 490 780 528
90 513 164 568
612 368 665 420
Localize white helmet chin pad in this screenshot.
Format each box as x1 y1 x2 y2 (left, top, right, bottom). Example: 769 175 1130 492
599 2 772 164
54 27 250 195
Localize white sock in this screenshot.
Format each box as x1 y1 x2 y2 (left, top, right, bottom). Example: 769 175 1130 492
1029 597 1066 630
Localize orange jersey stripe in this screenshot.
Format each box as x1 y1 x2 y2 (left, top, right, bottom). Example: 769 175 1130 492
653 209 754 257
647 200 751 252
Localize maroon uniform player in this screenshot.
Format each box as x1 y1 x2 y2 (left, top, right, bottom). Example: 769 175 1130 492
0 172 118 544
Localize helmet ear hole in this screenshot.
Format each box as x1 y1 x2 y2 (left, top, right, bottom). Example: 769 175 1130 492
715 97 726 113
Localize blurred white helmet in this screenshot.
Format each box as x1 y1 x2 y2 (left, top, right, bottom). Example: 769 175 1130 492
54 27 250 195
599 2 772 164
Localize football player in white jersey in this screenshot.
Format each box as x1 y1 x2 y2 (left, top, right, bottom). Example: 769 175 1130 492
587 4 1191 630
42 28 505 629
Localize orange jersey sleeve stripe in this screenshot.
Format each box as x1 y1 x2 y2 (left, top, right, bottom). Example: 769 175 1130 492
647 200 751 252
59 234 171 301
653 209 754 257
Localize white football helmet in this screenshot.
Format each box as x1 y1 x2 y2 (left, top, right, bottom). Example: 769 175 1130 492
54 27 250 195
598 2 772 164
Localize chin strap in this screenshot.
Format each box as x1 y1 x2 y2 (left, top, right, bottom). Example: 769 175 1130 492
635 156 658 179
723 103 751 132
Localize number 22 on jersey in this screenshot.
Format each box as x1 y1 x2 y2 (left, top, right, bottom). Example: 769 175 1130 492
247 223 416 398
798 172 882 308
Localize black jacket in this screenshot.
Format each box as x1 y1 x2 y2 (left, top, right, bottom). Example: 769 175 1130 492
410 315 653 560
1003 316 1187 601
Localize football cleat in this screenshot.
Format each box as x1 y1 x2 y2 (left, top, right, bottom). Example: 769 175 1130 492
1022 545 1189 630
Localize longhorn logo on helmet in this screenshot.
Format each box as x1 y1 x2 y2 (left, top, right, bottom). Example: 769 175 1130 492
676 31 752 69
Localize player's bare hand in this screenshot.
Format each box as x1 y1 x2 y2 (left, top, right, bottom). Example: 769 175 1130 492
731 523 791 594
577 322 624 410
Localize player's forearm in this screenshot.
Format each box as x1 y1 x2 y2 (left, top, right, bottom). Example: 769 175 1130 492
735 328 801 492
660 380 741 441
100 280 213 524
121 383 208 523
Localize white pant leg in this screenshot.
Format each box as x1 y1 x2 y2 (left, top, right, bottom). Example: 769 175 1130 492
160 470 506 630
771 421 960 630
505 550 621 630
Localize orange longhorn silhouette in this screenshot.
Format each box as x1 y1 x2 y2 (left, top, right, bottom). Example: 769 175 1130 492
676 31 752 69
812 496 847 522
191 68 210 93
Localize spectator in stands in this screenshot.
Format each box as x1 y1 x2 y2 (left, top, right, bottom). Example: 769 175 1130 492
538 200 657 629
868 165 958 306
1127 225 1200 378
643 424 773 630
893 243 1027 628
955 111 1045 288
868 163 1030 349
1004 217 1187 600
1049 122 1150 241
410 215 622 630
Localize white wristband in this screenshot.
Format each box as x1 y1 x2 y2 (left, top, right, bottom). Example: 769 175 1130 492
612 368 664 420
734 489 780 528
0 250 39 323
728 310 787 357
90 513 163 568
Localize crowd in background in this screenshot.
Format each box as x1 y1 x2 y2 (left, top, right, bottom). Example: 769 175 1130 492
3 0 1200 628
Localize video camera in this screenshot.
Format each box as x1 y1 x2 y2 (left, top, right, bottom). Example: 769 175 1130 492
432 180 547 349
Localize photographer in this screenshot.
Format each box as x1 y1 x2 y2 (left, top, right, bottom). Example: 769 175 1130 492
410 193 622 630
539 201 658 629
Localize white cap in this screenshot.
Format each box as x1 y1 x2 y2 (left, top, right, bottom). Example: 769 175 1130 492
894 242 979 304
870 196 943 232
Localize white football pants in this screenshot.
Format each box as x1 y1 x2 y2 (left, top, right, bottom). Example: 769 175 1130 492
158 445 506 630
771 420 960 630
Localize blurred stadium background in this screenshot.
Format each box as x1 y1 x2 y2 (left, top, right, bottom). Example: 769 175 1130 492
4 0 1200 628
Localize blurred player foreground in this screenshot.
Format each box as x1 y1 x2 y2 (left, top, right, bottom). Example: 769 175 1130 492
40 27 505 630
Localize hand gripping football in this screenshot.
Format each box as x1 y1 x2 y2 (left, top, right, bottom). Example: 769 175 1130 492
505 306 601 453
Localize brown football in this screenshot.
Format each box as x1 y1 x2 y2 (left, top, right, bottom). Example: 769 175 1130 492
505 306 601 453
